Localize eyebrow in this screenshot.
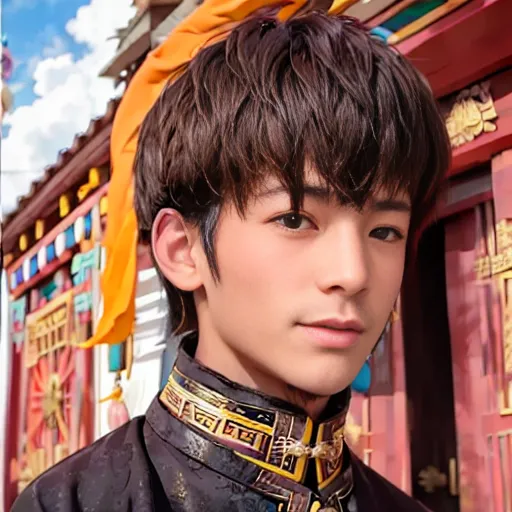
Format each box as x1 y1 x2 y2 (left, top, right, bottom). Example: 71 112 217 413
258 185 411 212
258 184 331 201
369 198 411 213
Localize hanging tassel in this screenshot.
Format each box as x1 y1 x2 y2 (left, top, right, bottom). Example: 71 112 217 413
100 376 130 431
99 384 123 403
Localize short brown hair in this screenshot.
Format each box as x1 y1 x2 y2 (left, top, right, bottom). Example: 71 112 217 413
134 12 450 334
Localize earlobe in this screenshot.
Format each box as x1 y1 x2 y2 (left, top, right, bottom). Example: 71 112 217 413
151 209 203 292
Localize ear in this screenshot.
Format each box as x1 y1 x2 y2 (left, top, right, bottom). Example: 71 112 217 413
152 209 203 292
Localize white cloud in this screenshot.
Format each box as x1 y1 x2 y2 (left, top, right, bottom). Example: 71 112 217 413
1 0 135 215
8 82 26 94
41 35 68 58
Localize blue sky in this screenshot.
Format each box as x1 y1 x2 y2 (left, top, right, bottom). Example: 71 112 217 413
3 0 90 110
1 0 135 214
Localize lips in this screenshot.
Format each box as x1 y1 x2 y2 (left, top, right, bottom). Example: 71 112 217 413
303 318 364 333
298 317 364 349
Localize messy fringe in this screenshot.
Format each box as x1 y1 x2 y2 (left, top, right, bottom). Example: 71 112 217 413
135 12 451 333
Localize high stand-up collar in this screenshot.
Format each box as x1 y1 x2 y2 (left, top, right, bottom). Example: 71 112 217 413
147 334 355 511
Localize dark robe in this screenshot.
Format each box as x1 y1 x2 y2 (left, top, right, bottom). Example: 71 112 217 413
13 337 430 512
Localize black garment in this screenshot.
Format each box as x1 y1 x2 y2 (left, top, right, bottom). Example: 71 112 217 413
13 338 430 512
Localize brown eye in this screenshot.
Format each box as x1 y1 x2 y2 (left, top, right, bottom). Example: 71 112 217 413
275 213 314 231
370 227 404 242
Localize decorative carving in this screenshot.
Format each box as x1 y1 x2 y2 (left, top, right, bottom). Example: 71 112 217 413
42 373 64 429
501 274 512 382
25 291 73 368
475 220 512 278
445 82 498 149
418 465 448 493
497 219 512 255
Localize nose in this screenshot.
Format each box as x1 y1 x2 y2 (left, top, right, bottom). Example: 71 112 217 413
314 225 369 296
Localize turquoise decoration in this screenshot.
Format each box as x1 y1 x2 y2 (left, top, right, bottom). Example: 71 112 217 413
65 225 75 248
29 255 38 278
40 280 57 301
381 0 444 32
351 360 371 394
71 247 100 285
74 292 93 313
370 26 393 42
71 247 100 274
11 296 27 346
109 342 126 373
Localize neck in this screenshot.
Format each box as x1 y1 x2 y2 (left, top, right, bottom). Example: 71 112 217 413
194 330 330 420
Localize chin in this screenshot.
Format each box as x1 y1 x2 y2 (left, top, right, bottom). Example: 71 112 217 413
281 367 354 398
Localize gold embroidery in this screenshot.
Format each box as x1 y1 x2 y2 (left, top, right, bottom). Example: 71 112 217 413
163 373 272 455
310 502 321 512
160 369 348 486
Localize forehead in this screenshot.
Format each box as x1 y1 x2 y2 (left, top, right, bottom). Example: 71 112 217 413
255 169 411 207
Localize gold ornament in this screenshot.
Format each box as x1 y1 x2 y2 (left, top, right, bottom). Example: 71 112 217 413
19 234 28 252
35 219 45 240
59 194 70 217
42 373 64 429
445 82 498 149
77 168 101 202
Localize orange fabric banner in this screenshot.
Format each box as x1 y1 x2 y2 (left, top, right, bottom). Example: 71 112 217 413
83 0 357 348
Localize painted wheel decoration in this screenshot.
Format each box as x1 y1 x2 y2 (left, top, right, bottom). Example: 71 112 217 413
26 345 75 457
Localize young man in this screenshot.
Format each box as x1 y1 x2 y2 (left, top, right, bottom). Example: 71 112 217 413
13 5 450 512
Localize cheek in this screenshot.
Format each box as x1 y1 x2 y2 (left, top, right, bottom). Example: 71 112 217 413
369 246 405 309
215 224 300 292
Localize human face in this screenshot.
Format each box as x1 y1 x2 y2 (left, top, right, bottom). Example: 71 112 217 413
191 172 411 400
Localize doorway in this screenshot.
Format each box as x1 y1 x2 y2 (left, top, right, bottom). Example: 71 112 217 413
401 221 460 512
